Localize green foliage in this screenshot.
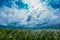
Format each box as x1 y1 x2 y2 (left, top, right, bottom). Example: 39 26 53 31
0 29 60 40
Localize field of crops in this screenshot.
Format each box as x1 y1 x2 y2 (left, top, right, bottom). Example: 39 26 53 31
0 29 60 40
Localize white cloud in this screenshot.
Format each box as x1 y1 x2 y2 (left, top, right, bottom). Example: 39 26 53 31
0 0 60 28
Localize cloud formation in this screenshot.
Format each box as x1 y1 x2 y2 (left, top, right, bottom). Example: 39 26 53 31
0 0 60 28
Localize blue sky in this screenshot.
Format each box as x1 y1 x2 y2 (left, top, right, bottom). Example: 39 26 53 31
0 0 28 9
0 0 60 29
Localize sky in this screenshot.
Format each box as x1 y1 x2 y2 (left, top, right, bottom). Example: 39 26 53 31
0 0 60 28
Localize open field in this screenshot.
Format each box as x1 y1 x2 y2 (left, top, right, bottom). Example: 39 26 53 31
0 29 60 40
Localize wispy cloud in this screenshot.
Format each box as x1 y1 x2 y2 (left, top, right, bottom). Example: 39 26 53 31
0 0 60 28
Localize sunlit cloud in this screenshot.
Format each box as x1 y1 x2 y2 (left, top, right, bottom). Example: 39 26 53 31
0 0 60 28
